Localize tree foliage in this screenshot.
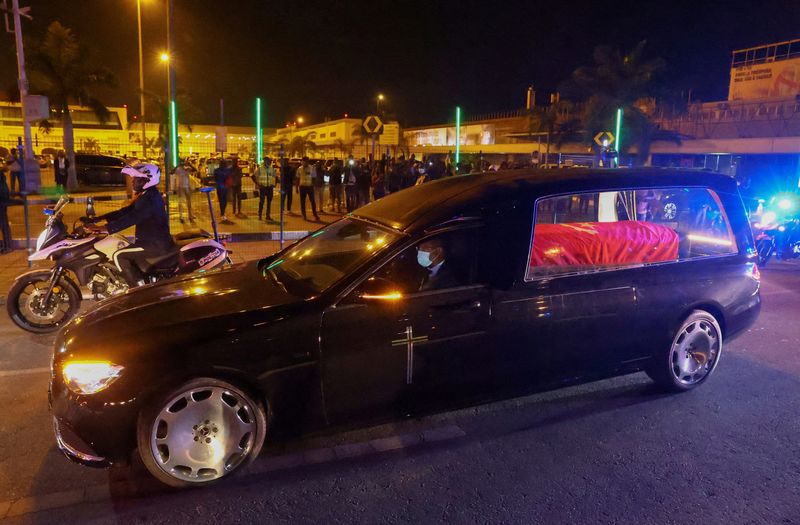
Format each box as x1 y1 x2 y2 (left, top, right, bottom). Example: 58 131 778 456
28 21 116 189
566 40 666 164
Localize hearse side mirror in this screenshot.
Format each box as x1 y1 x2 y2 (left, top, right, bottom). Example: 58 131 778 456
357 277 404 302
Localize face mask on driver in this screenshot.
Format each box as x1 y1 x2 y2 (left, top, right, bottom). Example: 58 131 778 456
417 249 433 268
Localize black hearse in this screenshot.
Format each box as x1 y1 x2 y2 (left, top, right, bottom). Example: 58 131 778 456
50 168 761 487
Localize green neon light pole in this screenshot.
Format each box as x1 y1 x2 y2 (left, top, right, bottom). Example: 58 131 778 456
455 106 461 170
169 100 179 169
614 107 623 167
256 98 263 164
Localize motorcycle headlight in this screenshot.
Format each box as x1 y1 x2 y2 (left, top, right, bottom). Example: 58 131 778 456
62 361 124 395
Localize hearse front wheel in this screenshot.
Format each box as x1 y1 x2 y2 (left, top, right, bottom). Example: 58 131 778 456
137 378 267 488
646 310 723 392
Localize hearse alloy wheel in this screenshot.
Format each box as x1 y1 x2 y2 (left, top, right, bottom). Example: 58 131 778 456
137 378 267 487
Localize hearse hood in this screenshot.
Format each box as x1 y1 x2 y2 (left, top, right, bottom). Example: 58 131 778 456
65 260 301 332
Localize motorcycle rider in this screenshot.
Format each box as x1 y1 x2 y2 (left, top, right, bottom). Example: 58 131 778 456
86 163 175 286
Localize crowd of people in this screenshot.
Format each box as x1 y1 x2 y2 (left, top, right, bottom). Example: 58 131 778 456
180 152 483 225
0 148 541 254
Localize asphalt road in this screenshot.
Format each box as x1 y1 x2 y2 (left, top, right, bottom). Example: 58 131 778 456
0 262 798 524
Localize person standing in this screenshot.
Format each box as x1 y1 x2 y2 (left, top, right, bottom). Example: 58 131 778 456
214 159 232 223
172 160 195 223
328 159 343 212
387 160 401 194
255 157 276 222
0 169 12 253
344 156 358 212
6 150 23 194
371 163 386 200
230 160 245 218
356 159 371 208
313 160 326 214
206 157 219 185
280 157 294 215
54 151 69 192
295 157 320 221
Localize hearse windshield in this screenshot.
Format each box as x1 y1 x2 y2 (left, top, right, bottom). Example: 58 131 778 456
263 218 401 297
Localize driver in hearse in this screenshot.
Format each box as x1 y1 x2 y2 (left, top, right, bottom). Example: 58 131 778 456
416 237 460 291
85 163 175 286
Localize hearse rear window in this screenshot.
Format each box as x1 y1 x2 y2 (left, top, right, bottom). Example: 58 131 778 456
525 187 737 279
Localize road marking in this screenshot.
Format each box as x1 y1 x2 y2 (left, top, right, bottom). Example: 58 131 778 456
0 367 49 378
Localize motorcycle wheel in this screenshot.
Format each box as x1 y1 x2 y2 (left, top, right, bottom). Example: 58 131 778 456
6 270 82 334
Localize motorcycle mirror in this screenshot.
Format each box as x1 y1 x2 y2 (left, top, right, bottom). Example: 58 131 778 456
49 195 69 215
86 197 96 218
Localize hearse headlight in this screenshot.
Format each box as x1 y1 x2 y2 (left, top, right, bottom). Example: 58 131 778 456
62 361 124 395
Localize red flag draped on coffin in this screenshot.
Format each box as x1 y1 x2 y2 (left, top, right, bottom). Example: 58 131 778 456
531 222 680 269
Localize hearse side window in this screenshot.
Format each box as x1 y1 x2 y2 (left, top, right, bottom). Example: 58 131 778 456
525 187 738 279
371 229 479 294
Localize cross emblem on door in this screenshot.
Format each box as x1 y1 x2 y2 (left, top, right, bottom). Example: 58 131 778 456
392 325 428 384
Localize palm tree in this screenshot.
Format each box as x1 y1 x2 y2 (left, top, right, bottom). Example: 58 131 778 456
396 133 411 158
81 138 100 154
28 22 116 189
526 100 583 164
287 133 317 157
333 138 348 157
347 124 369 158
141 89 204 162
566 40 665 165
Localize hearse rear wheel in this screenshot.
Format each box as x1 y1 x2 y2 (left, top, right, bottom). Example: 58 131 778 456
646 310 722 392
137 378 267 488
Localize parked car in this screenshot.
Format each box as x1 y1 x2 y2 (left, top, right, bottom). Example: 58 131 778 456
50 168 761 487
74 154 127 186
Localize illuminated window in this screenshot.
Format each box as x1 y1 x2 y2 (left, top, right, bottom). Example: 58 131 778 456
525 187 738 280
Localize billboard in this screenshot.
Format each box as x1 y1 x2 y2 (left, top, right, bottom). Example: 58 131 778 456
215 126 227 152
729 57 800 100
380 123 400 145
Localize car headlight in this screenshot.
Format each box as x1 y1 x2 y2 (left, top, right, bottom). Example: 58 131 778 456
62 361 124 395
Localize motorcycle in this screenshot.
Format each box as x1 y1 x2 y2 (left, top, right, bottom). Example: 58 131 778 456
751 195 800 266
6 194 228 333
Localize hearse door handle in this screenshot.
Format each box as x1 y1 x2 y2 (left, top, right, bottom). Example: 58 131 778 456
433 300 482 312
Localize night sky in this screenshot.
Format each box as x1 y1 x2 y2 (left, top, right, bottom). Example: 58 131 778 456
1 0 799 127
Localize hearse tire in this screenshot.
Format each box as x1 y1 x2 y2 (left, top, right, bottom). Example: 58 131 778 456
646 310 723 392
137 377 267 488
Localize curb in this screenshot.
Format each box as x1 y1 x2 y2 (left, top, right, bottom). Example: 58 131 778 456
9 194 130 206
7 231 310 250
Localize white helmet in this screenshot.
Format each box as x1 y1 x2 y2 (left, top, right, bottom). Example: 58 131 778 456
122 163 160 190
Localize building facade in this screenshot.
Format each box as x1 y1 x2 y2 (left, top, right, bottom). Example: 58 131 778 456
0 101 263 160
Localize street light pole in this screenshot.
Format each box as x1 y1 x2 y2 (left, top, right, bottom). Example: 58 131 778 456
136 0 146 159
9 0 32 161
165 0 177 171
